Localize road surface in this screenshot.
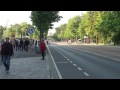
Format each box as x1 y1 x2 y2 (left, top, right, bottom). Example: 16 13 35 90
48 43 120 79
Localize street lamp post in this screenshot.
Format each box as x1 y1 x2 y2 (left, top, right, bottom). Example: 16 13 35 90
6 19 9 36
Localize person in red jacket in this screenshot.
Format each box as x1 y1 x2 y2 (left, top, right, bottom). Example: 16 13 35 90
40 39 46 60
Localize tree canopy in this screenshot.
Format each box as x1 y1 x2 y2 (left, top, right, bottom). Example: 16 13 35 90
30 11 62 41
52 11 120 45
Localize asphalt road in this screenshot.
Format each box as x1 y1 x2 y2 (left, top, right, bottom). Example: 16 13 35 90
48 44 120 79
71 45 120 60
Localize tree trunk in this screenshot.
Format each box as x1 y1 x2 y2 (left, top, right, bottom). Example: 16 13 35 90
96 35 98 45
42 31 44 39
40 26 44 42
40 30 42 42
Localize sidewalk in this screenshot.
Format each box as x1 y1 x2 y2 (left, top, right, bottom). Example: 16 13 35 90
0 55 51 79
53 42 120 50
53 42 102 46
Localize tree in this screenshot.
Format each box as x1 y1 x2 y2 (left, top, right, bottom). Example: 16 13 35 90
0 26 6 36
2 22 35 39
30 11 62 41
57 24 67 41
52 11 120 45
78 13 86 41
65 16 81 42
32 28 40 39
20 22 29 38
52 33 59 41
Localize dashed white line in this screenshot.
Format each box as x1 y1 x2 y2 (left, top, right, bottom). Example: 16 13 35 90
73 64 77 66
77 67 82 70
84 72 90 76
70 61 73 63
51 45 90 78
67 59 70 60
52 46 66 57
52 46 68 60
47 45 62 79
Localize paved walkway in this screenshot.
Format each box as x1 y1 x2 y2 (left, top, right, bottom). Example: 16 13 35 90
53 42 120 47
0 56 51 79
52 42 99 45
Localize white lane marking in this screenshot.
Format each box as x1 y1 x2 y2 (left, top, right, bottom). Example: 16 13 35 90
52 46 67 59
47 45 62 79
70 61 73 63
67 59 70 60
84 72 90 76
77 67 82 70
73 64 77 66
66 46 120 62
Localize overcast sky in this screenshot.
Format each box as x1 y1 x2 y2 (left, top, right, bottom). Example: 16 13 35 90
0 11 87 35
0 11 32 27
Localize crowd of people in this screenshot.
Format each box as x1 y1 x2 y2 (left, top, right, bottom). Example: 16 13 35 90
0 37 47 73
12 38 40 52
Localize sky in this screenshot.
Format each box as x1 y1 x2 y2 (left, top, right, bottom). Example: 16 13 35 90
48 11 87 35
0 11 32 27
0 11 87 35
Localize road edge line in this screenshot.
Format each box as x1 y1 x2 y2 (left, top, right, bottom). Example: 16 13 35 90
47 45 62 79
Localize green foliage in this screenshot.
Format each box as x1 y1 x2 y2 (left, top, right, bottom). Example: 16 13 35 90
32 28 40 39
52 33 60 41
2 22 36 39
65 16 81 42
53 11 120 45
30 11 62 41
0 26 6 36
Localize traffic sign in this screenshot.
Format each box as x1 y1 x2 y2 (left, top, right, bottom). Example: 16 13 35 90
28 29 34 34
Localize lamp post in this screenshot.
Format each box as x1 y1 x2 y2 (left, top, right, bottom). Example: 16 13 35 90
6 19 9 36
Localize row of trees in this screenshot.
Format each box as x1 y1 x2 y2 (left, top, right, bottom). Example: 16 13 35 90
52 11 120 45
0 22 39 39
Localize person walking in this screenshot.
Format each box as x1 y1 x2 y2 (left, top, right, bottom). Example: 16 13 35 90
40 39 46 60
1 37 14 73
24 38 29 52
15 39 19 51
